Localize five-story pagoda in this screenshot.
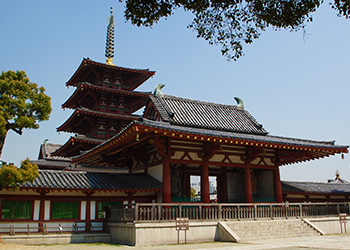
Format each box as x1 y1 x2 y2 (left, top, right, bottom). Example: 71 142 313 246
52 7 155 158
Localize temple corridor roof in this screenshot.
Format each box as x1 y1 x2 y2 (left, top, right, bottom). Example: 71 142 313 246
20 171 162 192
282 180 350 194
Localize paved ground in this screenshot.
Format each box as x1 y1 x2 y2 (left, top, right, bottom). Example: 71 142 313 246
1 234 350 250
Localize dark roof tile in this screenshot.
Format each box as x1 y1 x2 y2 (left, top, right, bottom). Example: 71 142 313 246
282 181 350 194
149 95 267 135
22 170 162 191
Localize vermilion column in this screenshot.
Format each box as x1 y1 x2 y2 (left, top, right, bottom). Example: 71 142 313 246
201 160 210 203
274 167 283 203
39 191 45 222
86 193 91 232
162 156 171 203
244 163 253 203
220 167 228 202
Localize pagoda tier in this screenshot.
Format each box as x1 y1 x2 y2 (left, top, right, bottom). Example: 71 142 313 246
57 107 139 139
62 82 151 115
66 58 155 91
51 135 104 158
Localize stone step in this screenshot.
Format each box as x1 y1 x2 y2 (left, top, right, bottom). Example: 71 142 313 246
226 219 321 242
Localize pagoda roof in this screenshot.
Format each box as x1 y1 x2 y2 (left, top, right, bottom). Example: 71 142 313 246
19 170 162 192
51 136 104 158
282 180 350 195
62 82 151 109
148 95 268 135
57 107 139 133
73 119 348 166
66 58 155 90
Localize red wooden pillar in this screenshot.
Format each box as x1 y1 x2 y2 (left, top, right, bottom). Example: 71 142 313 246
85 192 91 232
162 156 171 203
201 160 210 203
220 167 228 203
39 191 46 222
274 167 283 203
244 163 253 203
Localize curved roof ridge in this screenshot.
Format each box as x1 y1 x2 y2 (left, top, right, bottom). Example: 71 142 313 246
150 94 268 135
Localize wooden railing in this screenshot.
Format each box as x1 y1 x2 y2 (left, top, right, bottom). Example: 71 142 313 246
0 221 106 235
106 202 349 222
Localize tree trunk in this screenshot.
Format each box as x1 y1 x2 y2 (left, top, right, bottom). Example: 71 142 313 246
0 135 7 159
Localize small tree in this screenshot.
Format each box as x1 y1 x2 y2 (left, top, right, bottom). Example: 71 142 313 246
0 158 38 189
0 70 52 157
190 187 197 198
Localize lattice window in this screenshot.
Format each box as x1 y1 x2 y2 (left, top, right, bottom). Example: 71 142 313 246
2 200 32 219
52 201 79 219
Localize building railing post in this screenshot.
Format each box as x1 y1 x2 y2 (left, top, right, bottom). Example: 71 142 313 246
254 204 257 220
134 203 139 221
218 204 222 220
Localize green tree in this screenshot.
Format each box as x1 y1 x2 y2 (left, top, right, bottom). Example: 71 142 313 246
190 187 197 198
0 159 38 189
0 70 52 156
122 0 350 60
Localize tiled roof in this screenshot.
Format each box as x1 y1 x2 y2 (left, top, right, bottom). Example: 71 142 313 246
149 95 267 135
136 119 345 150
21 170 162 191
65 164 129 173
38 142 71 161
31 159 71 169
73 119 347 166
66 58 155 90
62 82 151 111
282 181 350 194
57 107 139 132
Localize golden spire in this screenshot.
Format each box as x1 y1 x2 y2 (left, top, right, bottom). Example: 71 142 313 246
105 7 115 65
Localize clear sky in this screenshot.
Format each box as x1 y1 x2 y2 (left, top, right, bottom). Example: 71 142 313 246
1 1 349 183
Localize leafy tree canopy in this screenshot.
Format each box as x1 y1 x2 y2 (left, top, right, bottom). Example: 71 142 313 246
122 0 350 60
0 158 38 189
0 70 52 156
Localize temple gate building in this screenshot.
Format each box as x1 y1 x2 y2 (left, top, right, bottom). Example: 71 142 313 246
0 8 349 236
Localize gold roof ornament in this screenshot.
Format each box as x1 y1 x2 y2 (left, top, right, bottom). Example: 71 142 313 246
105 7 115 66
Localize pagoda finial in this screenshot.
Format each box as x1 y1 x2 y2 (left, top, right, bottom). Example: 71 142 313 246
105 7 115 66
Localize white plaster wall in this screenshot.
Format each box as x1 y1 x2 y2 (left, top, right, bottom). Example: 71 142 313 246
44 201 50 220
91 201 96 220
148 164 162 182
81 201 86 220
34 200 40 221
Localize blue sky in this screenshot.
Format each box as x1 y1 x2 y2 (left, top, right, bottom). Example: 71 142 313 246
1 1 349 182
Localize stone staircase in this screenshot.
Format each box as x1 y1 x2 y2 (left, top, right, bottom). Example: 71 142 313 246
225 219 321 242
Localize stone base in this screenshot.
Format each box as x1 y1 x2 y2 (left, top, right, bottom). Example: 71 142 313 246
1 233 111 245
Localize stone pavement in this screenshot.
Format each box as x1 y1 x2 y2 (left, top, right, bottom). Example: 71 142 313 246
2 234 350 250
118 234 350 250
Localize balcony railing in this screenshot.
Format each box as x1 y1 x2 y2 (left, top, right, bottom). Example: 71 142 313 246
106 202 350 222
